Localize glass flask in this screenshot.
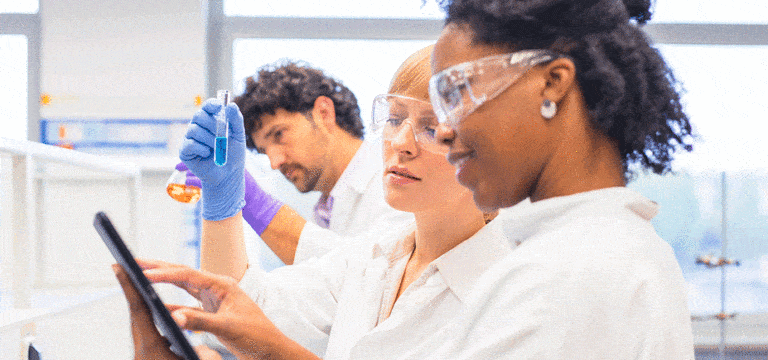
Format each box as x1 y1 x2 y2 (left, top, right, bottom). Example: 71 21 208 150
166 167 201 203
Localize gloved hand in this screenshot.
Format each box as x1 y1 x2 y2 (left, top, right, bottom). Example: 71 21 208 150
175 162 283 235
175 162 202 188
180 99 246 221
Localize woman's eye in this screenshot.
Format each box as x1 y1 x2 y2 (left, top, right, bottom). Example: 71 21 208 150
386 117 404 127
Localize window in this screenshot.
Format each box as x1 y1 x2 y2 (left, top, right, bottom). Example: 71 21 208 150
653 0 768 24
1 3 39 141
628 45 768 345
0 35 28 140
0 0 38 14
224 0 443 19
233 38 435 128
657 45 768 172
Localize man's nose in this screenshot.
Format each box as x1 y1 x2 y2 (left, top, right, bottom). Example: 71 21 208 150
435 123 455 148
266 147 287 170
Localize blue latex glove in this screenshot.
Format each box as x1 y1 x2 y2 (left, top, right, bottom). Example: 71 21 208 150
180 99 246 221
175 162 283 235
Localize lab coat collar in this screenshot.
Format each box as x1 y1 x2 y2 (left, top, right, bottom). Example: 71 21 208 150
331 138 382 198
498 186 659 248
371 221 417 260
369 213 514 304
432 216 513 303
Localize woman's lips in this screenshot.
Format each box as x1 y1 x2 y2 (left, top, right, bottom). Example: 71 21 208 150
386 166 421 185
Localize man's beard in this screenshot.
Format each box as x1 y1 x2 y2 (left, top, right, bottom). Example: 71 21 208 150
282 164 322 193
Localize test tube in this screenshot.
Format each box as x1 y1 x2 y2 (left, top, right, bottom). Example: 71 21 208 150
214 90 230 166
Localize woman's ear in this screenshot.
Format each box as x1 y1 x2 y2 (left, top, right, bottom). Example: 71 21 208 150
312 96 337 133
541 58 577 104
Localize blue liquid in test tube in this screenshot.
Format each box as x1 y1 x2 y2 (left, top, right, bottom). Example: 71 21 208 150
214 90 230 166
215 137 227 166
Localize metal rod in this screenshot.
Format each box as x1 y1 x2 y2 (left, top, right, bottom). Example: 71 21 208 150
719 171 728 360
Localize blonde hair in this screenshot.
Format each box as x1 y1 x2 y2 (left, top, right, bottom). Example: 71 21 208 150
388 45 435 101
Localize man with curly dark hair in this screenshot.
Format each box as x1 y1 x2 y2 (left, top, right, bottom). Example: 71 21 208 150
191 61 412 359
224 61 410 266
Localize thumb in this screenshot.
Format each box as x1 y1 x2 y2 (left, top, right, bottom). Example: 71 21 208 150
172 307 235 339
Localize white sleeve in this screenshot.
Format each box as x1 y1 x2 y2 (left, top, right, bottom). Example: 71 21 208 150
238 242 364 357
294 222 348 263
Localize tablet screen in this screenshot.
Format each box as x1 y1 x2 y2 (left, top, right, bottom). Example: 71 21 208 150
94 211 200 360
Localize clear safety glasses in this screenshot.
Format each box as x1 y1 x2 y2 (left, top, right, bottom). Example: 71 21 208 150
371 94 448 154
428 49 559 128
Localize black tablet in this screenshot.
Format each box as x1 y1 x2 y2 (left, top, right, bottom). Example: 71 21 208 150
94 211 200 360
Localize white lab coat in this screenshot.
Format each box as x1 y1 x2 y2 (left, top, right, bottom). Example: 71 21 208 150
402 187 695 359
241 187 694 359
198 138 413 353
239 215 511 358
294 137 413 263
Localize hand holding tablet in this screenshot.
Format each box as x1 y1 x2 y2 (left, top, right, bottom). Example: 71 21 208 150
94 211 200 360
96 211 308 360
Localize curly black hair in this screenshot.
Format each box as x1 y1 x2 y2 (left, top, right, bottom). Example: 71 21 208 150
234 61 364 149
439 0 693 178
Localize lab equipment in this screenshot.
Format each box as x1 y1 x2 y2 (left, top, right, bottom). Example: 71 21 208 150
214 90 230 166
166 163 202 203
428 50 558 127
180 98 246 221
169 162 282 234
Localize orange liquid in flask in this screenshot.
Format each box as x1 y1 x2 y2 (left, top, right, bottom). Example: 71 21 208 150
166 183 201 203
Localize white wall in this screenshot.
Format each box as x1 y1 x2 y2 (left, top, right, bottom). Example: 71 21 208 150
40 0 205 119
35 0 207 262
2 2 208 359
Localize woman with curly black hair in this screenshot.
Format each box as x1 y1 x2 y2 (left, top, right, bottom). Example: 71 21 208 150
432 0 692 210
423 0 695 358
114 0 695 358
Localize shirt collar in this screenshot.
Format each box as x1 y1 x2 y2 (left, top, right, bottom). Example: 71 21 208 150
330 138 382 198
432 217 514 303
498 187 659 248
369 212 516 304
371 221 417 261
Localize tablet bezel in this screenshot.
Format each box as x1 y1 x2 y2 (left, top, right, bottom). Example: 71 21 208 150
94 211 200 360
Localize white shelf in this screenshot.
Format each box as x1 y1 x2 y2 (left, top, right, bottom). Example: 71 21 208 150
0 287 121 330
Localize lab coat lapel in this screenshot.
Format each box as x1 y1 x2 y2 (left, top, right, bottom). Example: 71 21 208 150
328 189 360 233
324 255 390 359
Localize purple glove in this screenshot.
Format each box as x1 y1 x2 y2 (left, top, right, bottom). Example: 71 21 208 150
176 162 202 188
175 162 282 235
242 169 283 235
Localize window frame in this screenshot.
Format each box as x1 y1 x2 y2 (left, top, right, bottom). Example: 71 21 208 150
204 0 442 97
0 9 41 141
205 0 768 96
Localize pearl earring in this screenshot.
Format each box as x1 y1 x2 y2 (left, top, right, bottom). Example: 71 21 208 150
541 99 557 119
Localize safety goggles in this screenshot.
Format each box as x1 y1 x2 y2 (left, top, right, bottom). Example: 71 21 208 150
429 50 559 128
371 94 447 154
